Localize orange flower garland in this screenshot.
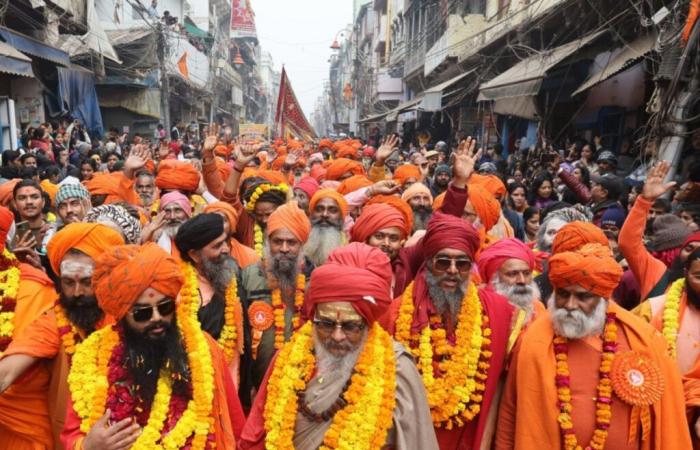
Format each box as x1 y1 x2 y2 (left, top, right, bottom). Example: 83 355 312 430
54 303 80 359
270 273 305 349
0 248 21 352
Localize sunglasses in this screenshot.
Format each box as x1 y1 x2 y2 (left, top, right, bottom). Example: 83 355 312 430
432 257 472 274
313 318 366 335
129 299 176 322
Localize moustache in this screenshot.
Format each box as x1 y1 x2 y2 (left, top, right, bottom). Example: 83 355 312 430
64 295 98 308
413 205 432 214
144 321 172 334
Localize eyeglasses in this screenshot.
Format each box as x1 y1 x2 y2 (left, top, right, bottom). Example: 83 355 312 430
432 257 472 274
129 299 176 322
313 318 366 335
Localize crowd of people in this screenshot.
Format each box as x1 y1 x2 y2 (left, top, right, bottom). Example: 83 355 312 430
0 119 698 449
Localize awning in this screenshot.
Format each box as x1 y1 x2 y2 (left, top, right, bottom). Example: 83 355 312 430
106 28 154 46
478 30 605 102
0 40 33 77
184 17 212 40
357 110 390 124
99 88 161 119
387 97 423 121
0 27 70 67
421 70 475 111
572 33 656 96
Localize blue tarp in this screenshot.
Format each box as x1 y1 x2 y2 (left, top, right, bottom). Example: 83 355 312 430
0 27 70 67
0 54 33 77
57 67 104 138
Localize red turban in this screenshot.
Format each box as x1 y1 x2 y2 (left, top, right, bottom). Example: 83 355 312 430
683 231 700 249
325 158 365 181
93 243 184 320
156 160 201 192
47 223 125 275
266 201 311 243
337 175 373 195
478 238 536 283
548 243 623 298
293 177 320 199
305 242 392 324
350 203 408 243
309 188 348 217
366 195 413 236
423 212 480 260
466 184 501 232
552 221 608 254
470 174 506 198
393 165 421 187
204 201 240 230
0 206 14 251
310 165 327 182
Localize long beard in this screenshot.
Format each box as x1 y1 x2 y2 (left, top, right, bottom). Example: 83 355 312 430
425 271 467 322
200 253 238 297
491 277 540 311
304 223 345 267
548 297 607 339
139 193 154 206
313 328 366 379
162 222 181 239
264 244 302 294
59 293 103 333
412 206 433 232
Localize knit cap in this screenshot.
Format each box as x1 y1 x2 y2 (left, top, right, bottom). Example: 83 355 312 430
649 214 692 252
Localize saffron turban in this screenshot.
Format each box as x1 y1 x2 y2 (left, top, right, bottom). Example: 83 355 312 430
336 145 358 159
470 173 507 198
433 192 446 211
350 203 408 243
47 223 125 275
215 157 231 182
0 179 20 206
271 156 286 171
478 238 536 283
337 175 373 195
310 165 327 182
552 221 608 254
393 165 421 187
318 138 334 150
160 191 192 217
93 243 184 320
467 184 501 232
40 179 58 206
203 202 239 231
0 206 14 251
401 182 433 204
294 177 320 199
306 242 392 325
325 158 365 181
257 170 288 186
266 201 311 243
84 173 123 203
366 195 413 236
214 144 230 157
548 243 623 298
309 188 348 218
156 160 201 192
423 212 481 260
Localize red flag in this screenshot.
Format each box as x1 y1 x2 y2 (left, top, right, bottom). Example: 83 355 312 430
177 51 189 80
274 67 316 139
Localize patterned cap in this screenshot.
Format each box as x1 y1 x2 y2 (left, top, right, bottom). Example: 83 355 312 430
55 183 90 205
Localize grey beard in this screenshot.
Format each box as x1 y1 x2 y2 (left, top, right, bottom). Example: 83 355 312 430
163 222 181 239
313 328 366 378
304 224 344 267
491 276 540 313
548 297 607 339
412 206 433 232
425 271 467 322
200 253 238 296
264 242 303 294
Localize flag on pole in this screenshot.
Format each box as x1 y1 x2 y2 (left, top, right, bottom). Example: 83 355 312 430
177 51 189 80
274 67 316 139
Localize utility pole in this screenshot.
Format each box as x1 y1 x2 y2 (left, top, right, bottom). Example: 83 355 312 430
157 21 171 132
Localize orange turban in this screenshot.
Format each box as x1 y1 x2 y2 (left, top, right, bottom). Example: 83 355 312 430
548 243 623 298
156 160 201 192
266 201 311 243
204 201 240 231
214 144 230 157
40 179 59 206
309 188 348 218
552 221 608 254
271 156 286 171
470 174 506 199
257 170 288 186
318 138 334 150
93 243 184 320
0 179 20 207
366 195 413 236
325 158 365 181
310 165 327 182
336 145 358 159
350 203 408 243
433 191 446 211
393 165 421 187
337 175 373 195
401 182 433 204
47 223 125 275
467 184 501 232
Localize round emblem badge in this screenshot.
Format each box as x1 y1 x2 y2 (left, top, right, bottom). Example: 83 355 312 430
248 301 274 331
610 351 664 406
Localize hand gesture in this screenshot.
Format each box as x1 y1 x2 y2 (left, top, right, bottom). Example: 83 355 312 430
13 231 41 268
202 123 220 160
83 409 140 450
284 151 300 168
642 161 676 201
368 180 401 196
234 143 259 170
124 144 150 173
376 135 399 164
141 212 166 243
452 136 482 185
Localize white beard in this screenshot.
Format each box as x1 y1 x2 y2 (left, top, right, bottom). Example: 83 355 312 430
313 329 365 379
304 225 345 267
491 276 540 319
548 297 607 339
163 223 181 239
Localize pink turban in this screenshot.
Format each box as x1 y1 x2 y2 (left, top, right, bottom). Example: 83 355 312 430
160 191 192 217
423 212 480 260
478 238 536 283
294 177 320 200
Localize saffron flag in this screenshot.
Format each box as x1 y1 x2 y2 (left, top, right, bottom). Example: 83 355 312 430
178 51 189 80
274 67 316 139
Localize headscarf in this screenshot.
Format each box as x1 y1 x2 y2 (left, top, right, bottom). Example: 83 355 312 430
93 243 183 320
393 164 421 187
0 206 14 251
309 188 348 218
175 213 225 263
294 177 320 199
478 238 536 283
683 231 700 249
469 173 506 199
350 203 408 243
366 195 413 236
203 202 239 231
337 175 373 195
55 183 90 205
325 158 365 181
423 212 481 259
552 221 608 254
305 242 392 325
548 243 623 298
266 201 311 243
160 191 193 217
401 182 433 204
156 160 201 192
84 204 142 245
467 184 501 232
47 223 125 275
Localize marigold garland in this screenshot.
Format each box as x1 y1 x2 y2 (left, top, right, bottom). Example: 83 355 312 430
54 303 80 360
270 273 305 349
254 224 264 258
0 248 21 353
662 278 684 358
394 281 492 428
245 183 289 213
554 312 618 450
263 321 396 450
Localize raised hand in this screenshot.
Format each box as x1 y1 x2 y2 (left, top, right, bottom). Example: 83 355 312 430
202 123 220 161
124 144 150 173
642 160 676 201
452 136 482 187
234 143 259 170
284 151 301 168
376 135 400 164
368 180 401 196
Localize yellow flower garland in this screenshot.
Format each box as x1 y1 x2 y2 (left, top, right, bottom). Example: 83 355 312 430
394 281 492 428
254 224 264 258
270 273 305 349
54 304 79 357
245 183 289 213
0 248 21 352
662 277 684 358
179 262 243 362
263 321 396 450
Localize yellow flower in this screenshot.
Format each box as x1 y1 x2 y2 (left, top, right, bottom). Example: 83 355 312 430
662 278 684 358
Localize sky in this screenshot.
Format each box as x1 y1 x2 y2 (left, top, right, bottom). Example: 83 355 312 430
252 0 354 120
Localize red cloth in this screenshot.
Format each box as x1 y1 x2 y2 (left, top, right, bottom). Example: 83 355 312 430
293 176 320 199
478 237 536 284
0 205 14 250
350 203 408 243
366 195 414 235
422 212 480 260
683 231 700 249
305 242 392 324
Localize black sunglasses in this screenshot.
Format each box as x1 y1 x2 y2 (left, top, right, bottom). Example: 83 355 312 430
313 318 366 335
129 299 176 322
433 257 472 274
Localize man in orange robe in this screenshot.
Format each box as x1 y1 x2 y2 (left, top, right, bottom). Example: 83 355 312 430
495 244 692 450
61 243 245 449
0 223 125 450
